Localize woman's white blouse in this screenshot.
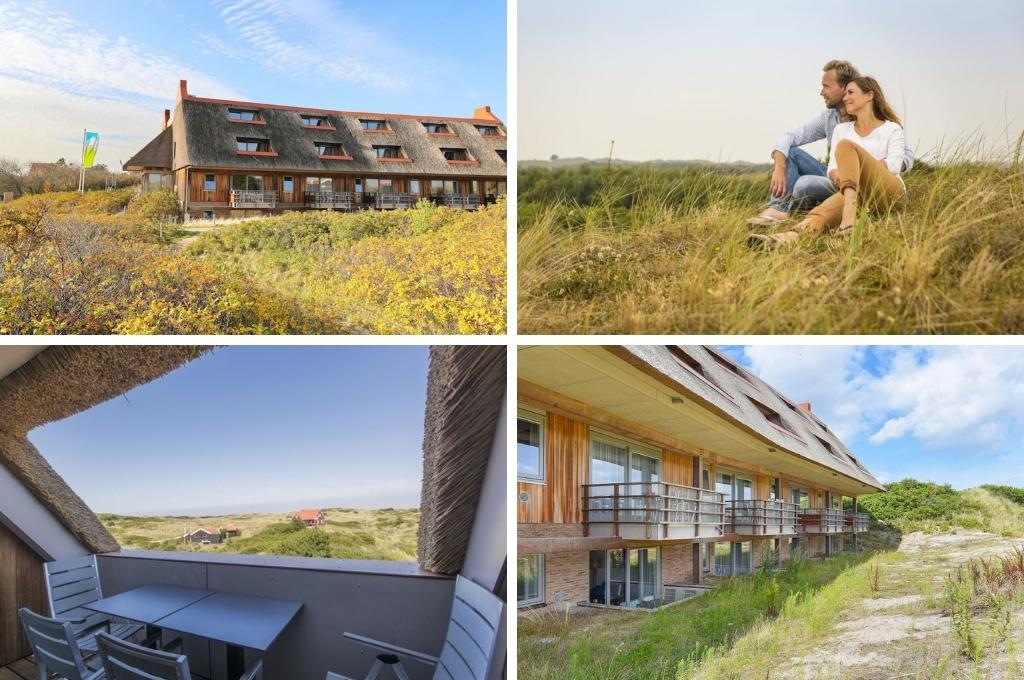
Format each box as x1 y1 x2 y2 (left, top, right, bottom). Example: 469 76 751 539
827 120 907 176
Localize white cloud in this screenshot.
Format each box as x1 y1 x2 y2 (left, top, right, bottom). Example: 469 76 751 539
211 0 408 92
0 1 241 164
738 345 1024 456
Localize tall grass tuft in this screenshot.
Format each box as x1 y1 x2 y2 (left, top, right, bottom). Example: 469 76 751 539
518 137 1024 334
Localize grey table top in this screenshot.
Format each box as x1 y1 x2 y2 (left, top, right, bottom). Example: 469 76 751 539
83 584 213 624
156 591 303 652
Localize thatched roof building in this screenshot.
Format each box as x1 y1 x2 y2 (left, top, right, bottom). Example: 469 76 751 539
613 346 884 490
124 81 507 218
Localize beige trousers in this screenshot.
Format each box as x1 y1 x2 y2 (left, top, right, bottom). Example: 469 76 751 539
802 138 907 233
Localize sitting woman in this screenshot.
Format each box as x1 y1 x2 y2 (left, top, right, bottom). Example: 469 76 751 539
749 76 907 247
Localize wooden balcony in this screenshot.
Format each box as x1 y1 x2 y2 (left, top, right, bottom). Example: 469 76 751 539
582 482 725 541
798 508 846 534
441 193 480 210
303 191 356 211
229 189 277 209
845 511 869 533
375 192 417 210
728 499 800 536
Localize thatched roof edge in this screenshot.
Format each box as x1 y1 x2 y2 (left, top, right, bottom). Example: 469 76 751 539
418 346 505 575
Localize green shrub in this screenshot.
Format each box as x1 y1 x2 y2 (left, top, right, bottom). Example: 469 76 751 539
980 485 1024 506
858 479 981 530
126 188 181 222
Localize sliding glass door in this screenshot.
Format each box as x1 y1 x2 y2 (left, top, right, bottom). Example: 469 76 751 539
588 547 660 607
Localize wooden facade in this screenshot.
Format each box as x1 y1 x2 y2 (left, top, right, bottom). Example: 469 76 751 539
0 523 47 666
518 409 851 529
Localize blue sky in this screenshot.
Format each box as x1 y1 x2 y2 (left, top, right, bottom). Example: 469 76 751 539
28 346 430 515
0 0 506 167
718 345 1024 490
519 0 1024 162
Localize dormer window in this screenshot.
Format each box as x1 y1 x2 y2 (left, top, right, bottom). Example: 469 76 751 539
709 351 756 386
440 148 472 161
423 122 450 134
475 124 501 136
496 149 507 162
815 435 839 459
750 397 784 427
315 142 343 157
374 145 402 159
228 109 260 121
360 119 388 131
236 138 269 152
667 346 733 400
301 114 328 127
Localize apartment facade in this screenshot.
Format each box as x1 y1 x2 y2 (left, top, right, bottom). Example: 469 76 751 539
517 345 881 611
124 80 507 219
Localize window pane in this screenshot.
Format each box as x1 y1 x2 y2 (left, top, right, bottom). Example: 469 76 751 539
517 554 541 603
321 177 333 193
517 417 541 478
231 175 247 190
306 177 320 192
590 438 627 484
247 176 263 191
608 549 625 605
283 177 293 192
365 179 380 192
204 175 215 191
409 180 420 193
589 551 608 604
630 453 659 483
714 542 731 576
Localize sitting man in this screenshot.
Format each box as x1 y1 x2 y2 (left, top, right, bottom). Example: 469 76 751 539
746 59 914 226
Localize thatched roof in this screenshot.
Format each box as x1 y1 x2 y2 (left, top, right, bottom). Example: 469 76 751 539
614 346 885 491
166 95 507 177
418 346 505 575
0 347 209 554
123 126 173 171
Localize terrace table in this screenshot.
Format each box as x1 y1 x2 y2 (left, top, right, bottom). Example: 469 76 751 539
84 584 303 678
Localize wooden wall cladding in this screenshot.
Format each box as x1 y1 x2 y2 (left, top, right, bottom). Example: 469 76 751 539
517 413 588 524
0 522 47 665
661 449 692 486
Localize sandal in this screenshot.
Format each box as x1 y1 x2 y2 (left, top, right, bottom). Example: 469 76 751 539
746 207 791 226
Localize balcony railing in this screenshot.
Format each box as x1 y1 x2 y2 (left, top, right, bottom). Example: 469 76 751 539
229 189 277 209
845 511 869 533
798 507 846 533
441 193 480 210
304 191 356 210
728 499 800 536
375 192 417 210
582 482 725 540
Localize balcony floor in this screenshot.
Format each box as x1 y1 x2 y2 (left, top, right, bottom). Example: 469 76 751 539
0 657 36 680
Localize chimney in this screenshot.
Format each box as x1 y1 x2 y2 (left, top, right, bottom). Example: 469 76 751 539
163 109 170 129
798 402 812 413
178 79 189 101
472 105 500 122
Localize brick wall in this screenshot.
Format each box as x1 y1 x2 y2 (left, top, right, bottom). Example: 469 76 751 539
518 522 584 539
662 543 695 584
543 551 589 610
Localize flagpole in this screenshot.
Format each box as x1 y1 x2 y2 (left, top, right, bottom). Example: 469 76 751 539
79 128 86 194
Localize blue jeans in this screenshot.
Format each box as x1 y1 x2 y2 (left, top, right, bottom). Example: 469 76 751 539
766 147 833 212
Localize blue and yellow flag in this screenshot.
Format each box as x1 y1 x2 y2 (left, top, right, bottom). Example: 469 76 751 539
82 131 99 168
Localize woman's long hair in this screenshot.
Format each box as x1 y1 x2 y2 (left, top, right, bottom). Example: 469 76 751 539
849 76 902 127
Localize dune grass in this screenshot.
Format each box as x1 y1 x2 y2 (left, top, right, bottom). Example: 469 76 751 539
99 507 419 561
518 138 1024 334
517 552 874 680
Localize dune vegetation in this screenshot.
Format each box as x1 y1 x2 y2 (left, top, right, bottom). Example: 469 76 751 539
519 481 1024 680
0 189 505 334
518 142 1024 334
99 507 419 562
